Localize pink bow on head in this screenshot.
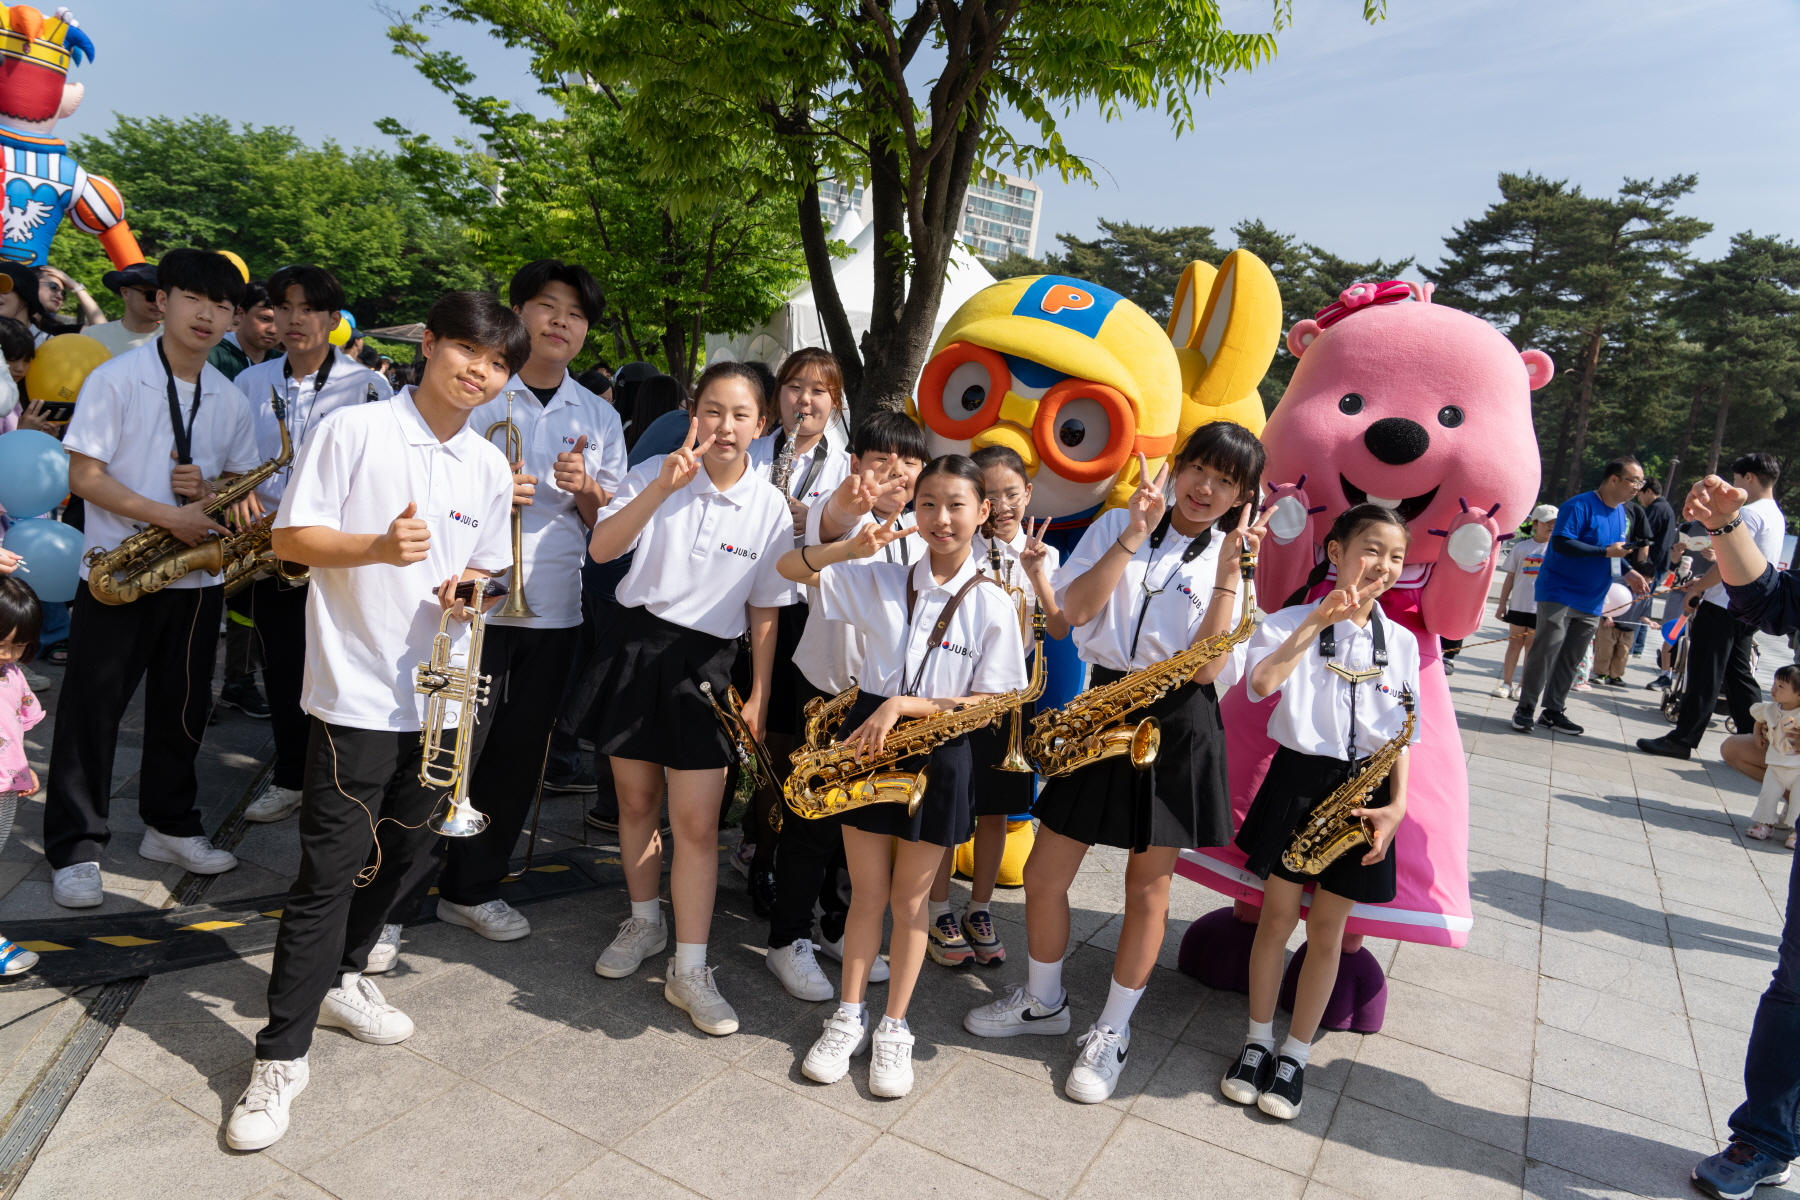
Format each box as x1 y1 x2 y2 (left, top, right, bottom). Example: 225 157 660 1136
1314 280 1420 329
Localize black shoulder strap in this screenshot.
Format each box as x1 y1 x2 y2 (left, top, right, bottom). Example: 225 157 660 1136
903 573 994 696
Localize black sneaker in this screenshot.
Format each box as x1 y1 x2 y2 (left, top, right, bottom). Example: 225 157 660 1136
749 868 777 918
1636 735 1691 760
1604 675 1627 688
543 765 598 794
1538 710 1583 735
585 805 618 832
1219 1042 1276 1105
1256 1055 1305 1119
217 679 271 719
1510 710 1534 733
1648 671 1672 690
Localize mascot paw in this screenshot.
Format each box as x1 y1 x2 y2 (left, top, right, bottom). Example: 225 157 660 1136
1263 477 1325 546
1430 499 1502 571
1177 907 1259 993
1277 941 1389 1033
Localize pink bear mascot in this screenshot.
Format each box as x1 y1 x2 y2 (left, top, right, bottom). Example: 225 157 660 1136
1176 281 1553 1030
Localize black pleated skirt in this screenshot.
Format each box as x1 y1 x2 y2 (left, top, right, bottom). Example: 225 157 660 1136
1234 745 1398 904
567 604 737 771
970 696 1037 818
833 690 975 847
1032 667 1230 852
730 600 810 739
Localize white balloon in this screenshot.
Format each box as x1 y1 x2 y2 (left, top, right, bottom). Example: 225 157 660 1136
0 373 16 421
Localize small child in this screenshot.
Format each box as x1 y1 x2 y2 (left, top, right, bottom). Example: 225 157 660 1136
1491 506 1554 700
0 577 44 976
1749 664 1800 844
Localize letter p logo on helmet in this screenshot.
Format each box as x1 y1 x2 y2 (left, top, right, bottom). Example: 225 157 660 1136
1040 283 1094 315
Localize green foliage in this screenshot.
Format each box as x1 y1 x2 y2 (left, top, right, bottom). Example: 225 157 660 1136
363 336 418 365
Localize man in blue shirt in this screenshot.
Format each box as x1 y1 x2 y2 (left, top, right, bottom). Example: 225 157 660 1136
1512 457 1649 736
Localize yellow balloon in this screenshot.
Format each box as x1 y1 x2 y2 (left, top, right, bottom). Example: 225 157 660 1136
26 333 111 404
328 317 352 347
218 250 250 283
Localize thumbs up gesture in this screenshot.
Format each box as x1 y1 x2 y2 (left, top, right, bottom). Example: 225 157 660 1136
552 434 595 498
376 502 431 566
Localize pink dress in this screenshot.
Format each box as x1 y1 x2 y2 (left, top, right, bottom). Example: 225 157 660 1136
0 663 44 793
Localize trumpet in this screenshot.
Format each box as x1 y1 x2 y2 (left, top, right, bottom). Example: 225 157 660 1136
484 389 536 621
415 580 499 838
984 539 1037 773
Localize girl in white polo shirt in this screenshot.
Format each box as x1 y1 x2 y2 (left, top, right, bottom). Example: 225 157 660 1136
1221 503 1420 1123
776 455 1027 1098
579 361 796 1038
963 421 1267 1107
226 291 525 1154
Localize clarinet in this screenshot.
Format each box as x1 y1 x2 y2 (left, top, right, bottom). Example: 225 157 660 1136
771 431 799 545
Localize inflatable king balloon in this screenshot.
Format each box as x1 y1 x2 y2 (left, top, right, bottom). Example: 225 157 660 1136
1177 281 1552 1027
0 5 143 269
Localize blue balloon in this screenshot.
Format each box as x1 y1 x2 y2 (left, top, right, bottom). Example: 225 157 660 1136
0 430 69 519
3 518 83 603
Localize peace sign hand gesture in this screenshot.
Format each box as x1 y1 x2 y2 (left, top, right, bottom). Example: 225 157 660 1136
1018 517 1053 571
1125 452 1168 539
1310 581 1365 630
657 418 714 494
845 510 913 560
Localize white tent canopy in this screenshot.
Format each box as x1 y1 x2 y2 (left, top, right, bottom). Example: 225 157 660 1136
705 210 997 373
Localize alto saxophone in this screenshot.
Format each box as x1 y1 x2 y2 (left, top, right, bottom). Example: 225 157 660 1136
802 683 858 750
85 388 296 606
785 602 1047 819
1281 687 1415 876
701 681 781 834
1028 547 1257 778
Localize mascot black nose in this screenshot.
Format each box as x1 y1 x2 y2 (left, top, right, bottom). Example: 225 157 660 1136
1364 417 1430 465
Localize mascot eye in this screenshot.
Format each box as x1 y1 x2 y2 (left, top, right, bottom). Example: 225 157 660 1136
959 385 986 413
942 361 994 415
1338 394 1364 415
1052 398 1112 462
1437 405 1465 428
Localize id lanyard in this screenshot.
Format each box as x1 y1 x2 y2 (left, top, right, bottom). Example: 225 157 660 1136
1127 510 1212 663
1318 610 1387 762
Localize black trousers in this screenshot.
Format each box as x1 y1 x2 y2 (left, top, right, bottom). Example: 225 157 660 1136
767 810 850 949
44 585 223 868
257 720 440 1061
242 577 311 790
1674 601 1763 748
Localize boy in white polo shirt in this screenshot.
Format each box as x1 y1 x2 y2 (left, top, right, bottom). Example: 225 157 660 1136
46 249 259 908
225 292 525 1152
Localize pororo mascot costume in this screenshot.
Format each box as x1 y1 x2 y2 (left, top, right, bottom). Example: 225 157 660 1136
0 5 144 268
1177 280 1552 1031
911 254 1283 880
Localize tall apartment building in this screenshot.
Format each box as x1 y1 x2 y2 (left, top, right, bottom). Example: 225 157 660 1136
815 172 1043 264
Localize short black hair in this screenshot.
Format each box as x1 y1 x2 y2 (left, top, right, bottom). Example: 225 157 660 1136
744 360 779 430
1732 452 1781 487
1638 477 1661 495
239 282 269 312
852 411 929 463
971 443 1030 483
0 577 42 665
266 264 344 315
424 291 531 376
157 248 246 308
916 454 988 502
1601 456 1642 482
1776 663 1800 694
1174 420 1266 498
575 368 612 397
0 315 35 364
508 259 602 325
358 346 381 369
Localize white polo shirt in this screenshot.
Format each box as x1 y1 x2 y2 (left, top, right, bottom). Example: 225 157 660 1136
63 340 260 588
239 348 394 507
816 552 1027 700
1244 599 1423 760
747 429 852 508
597 457 798 640
791 500 915 694
469 374 627 630
1053 506 1244 682
275 392 514 732
974 527 1058 655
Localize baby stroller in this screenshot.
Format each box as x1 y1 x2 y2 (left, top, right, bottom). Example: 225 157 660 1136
1659 605 1758 733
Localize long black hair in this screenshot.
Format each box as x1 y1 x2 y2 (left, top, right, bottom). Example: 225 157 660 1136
1281 503 1411 608
624 375 688 451
1173 420 1265 532
0 577 42 665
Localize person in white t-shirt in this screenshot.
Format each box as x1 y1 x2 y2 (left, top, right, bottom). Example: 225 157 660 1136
1640 452 1787 761
1491 505 1555 700
46 250 260 910
224 292 524 1154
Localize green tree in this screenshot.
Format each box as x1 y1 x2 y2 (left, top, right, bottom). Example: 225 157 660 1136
404 0 1379 423
381 20 808 383
1034 220 1226 323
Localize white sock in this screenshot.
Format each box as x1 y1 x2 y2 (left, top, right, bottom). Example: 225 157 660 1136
1280 1034 1312 1067
928 899 953 924
631 898 662 925
338 971 361 992
877 1014 909 1033
1096 977 1145 1038
839 1000 866 1021
1027 955 1065 1008
673 941 707 973
1247 1019 1275 1050
965 899 990 919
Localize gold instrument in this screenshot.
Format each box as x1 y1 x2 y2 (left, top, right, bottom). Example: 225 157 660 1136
802 683 858 750
1028 547 1258 778
784 594 1048 820
484 389 537 621
1281 687 1415 876
985 538 1037 773
221 547 309 599
416 580 497 838
84 389 296 605
702 681 782 831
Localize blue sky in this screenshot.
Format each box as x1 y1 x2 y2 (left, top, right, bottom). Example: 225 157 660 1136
51 0 1799 271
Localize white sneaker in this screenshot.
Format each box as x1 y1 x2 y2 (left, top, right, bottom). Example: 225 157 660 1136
363 924 402 975
664 960 739 1035
317 977 414 1044
1065 1023 1130 1104
51 862 103 908
767 938 834 1001
1489 683 1514 699
729 841 755 879
594 916 667 978
869 1022 915 1097
244 783 302 823
224 1057 309 1151
801 1007 870 1084
139 829 237 875
964 984 1070 1038
22 666 50 692
437 897 531 941
817 930 889 982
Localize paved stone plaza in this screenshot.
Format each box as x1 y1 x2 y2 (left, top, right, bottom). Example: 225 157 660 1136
0 608 1792 1200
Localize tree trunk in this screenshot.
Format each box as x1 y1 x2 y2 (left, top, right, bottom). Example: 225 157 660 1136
1707 383 1732 475
1666 384 1709 495
1564 327 1605 495
793 174 864 400
1546 395 1576 502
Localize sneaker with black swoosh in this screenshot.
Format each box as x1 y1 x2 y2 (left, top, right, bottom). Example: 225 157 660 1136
1065 1023 1129 1104
963 984 1071 1038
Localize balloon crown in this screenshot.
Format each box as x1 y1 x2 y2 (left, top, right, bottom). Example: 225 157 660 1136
0 6 94 77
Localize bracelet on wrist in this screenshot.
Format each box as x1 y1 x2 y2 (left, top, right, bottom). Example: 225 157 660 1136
1115 535 1143 555
1706 516 1744 537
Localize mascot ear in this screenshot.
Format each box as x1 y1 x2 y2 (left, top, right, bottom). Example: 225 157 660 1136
1287 319 1324 358
1521 349 1554 391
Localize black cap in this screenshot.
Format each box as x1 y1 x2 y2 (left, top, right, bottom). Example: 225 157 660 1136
101 261 159 293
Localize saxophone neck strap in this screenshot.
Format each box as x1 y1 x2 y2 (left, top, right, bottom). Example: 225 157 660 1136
1128 513 1213 662
1318 606 1388 760
903 572 992 697
157 338 200 468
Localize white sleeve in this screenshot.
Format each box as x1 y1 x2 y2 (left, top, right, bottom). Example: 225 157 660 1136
589 400 627 497
274 413 356 531
1241 607 1300 705
592 460 657 553
968 593 1029 694
1053 508 1127 606
61 365 124 463
468 457 515 574
816 562 885 631
220 383 262 473
1501 539 1525 574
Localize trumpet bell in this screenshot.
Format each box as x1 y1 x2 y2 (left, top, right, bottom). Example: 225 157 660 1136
496 585 536 620
430 800 491 838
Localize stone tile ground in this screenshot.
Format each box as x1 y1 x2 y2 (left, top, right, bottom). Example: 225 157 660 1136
5 607 1794 1199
